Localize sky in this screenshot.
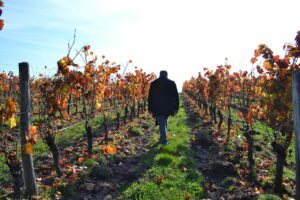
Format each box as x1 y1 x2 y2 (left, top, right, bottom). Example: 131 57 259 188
0 0 300 91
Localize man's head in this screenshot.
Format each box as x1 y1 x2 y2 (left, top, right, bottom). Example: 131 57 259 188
159 70 168 78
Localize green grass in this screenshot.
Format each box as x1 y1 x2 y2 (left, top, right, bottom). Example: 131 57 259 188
0 157 11 183
56 110 119 147
256 194 281 200
121 103 205 200
128 126 145 136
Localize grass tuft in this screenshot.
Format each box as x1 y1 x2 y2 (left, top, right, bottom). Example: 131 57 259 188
154 153 176 166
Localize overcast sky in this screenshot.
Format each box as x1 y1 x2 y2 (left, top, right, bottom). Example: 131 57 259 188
1 0 300 91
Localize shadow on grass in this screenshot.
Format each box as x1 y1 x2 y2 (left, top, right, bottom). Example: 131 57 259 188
116 141 160 187
117 103 205 199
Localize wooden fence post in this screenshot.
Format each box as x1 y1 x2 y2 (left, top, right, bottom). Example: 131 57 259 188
19 62 38 196
293 70 300 199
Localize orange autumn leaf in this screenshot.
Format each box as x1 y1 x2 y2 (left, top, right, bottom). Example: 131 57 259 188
234 86 241 92
63 113 69 118
98 145 105 150
42 185 51 190
27 125 38 143
61 101 68 111
184 194 191 199
153 176 165 183
52 183 59 187
30 125 37 135
229 82 235 88
240 169 249 176
250 57 258 64
226 65 232 70
104 144 118 155
6 97 16 119
78 157 85 163
237 112 243 118
233 125 240 131
245 114 253 124
86 154 94 159
6 97 16 112
243 143 249 149
64 163 71 168
248 108 256 116
68 174 77 181
263 61 273 70
24 142 33 154
257 111 264 119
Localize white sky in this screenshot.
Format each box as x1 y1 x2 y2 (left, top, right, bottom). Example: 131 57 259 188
1 0 300 91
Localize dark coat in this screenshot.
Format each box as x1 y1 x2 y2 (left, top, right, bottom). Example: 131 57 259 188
148 77 179 117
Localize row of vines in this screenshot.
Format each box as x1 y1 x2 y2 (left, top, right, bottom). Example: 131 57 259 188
0 44 156 198
182 31 300 197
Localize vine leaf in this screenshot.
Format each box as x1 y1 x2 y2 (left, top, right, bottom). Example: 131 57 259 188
0 19 3 30
8 116 16 128
24 142 33 154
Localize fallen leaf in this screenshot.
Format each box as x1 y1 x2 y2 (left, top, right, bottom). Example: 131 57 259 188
64 163 71 168
104 144 118 155
184 194 191 199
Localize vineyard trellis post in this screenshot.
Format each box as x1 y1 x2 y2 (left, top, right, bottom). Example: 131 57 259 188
293 70 300 199
19 62 38 196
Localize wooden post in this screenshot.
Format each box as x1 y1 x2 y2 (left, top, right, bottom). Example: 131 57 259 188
293 70 300 200
9 78 13 97
19 62 38 196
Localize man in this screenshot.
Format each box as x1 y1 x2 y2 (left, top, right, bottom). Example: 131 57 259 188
148 70 179 144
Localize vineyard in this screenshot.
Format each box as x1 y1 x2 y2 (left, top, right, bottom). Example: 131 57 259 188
0 45 158 199
181 31 300 199
0 29 300 199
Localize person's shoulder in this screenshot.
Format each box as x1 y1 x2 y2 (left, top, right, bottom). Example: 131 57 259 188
151 78 159 84
167 79 176 85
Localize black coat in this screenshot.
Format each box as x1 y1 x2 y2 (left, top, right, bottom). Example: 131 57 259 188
148 77 179 117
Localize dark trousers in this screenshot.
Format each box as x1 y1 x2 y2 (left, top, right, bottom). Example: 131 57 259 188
156 115 168 144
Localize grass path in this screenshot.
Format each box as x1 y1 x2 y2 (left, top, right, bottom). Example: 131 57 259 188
121 102 205 200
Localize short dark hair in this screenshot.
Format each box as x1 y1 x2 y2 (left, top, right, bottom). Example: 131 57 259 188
160 70 168 78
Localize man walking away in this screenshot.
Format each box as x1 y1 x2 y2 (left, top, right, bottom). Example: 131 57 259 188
148 70 179 144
